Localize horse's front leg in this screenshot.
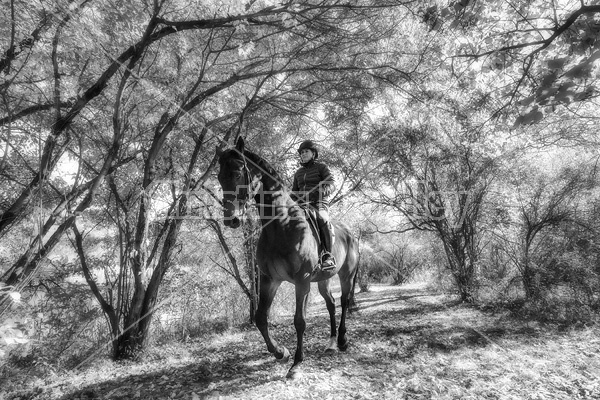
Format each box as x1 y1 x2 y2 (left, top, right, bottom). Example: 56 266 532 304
318 279 338 353
286 279 311 379
337 267 357 351
255 274 290 362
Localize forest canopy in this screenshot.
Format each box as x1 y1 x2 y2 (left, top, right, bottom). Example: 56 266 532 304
1 0 600 365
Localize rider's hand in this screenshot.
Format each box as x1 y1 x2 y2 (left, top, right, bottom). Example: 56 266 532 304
308 190 321 203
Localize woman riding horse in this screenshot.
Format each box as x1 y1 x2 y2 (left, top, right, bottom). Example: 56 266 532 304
217 137 358 379
292 140 337 272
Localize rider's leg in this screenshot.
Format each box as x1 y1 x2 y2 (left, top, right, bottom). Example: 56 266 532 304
317 208 336 271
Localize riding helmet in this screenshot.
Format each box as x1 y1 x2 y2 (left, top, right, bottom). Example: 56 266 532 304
297 140 319 159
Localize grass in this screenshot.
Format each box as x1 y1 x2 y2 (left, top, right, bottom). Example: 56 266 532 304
2 283 599 399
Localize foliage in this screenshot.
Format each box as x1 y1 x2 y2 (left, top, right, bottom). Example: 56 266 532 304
351 118 496 301
428 0 600 126
1 0 423 360
2 0 600 374
357 232 423 288
475 148 600 319
0 283 29 360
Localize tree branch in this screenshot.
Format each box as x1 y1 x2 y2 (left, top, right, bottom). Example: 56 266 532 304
458 5 600 59
71 223 118 331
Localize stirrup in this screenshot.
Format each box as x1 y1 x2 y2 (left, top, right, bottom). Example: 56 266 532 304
320 252 336 271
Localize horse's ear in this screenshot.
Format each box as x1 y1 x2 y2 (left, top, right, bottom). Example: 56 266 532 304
215 145 224 157
235 136 245 153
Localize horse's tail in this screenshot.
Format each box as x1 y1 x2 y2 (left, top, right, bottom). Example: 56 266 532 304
348 266 359 313
348 235 360 313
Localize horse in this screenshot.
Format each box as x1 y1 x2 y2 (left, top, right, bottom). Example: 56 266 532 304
216 137 359 379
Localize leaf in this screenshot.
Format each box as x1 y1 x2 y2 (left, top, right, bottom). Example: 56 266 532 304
536 87 558 105
564 51 600 80
514 107 544 128
8 292 21 303
546 58 568 70
518 95 535 108
522 108 544 125
555 82 578 104
3 337 16 345
565 63 594 79
575 86 596 101
1 318 15 328
540 71 558 88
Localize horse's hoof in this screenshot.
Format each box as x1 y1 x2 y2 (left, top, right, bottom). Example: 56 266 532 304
286 366 303 380
325 336 337 354
338 340 349 352
276 347 291 363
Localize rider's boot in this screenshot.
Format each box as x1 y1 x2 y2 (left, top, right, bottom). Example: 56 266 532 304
319 220 336 272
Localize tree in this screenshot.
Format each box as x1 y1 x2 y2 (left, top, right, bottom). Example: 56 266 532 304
493 156 598 299
353 118 495 302
2 0 420 358
329 17 504 301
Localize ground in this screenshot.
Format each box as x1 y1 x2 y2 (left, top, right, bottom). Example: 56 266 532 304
3 284 600 399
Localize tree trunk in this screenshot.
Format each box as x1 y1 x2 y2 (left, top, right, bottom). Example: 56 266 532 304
455 268 475 303
112 313 150 360
440 229 477 303
521 266 539 299
519 240 540 299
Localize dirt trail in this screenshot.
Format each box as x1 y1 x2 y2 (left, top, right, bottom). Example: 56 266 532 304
5 284 600 399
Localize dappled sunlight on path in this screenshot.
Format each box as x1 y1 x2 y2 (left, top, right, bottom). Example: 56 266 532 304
5 284 600 399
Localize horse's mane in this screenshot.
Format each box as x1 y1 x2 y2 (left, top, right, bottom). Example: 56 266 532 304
244 150 286 192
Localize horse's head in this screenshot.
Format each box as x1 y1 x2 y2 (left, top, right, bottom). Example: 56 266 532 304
217 137 254 229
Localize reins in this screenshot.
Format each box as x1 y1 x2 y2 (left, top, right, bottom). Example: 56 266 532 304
235 151 259 219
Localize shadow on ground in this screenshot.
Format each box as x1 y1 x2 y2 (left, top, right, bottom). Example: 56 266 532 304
55 351 283 399
14 284 558 400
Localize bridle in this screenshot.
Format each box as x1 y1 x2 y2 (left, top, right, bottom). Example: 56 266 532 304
223 152 259 219
237 154 254 204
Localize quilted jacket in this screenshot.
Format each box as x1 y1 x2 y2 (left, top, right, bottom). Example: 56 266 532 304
292 160 335 207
